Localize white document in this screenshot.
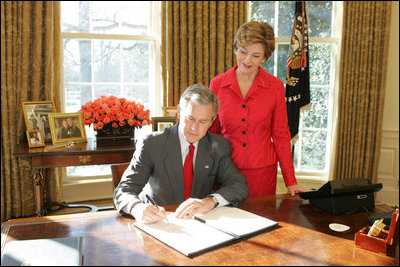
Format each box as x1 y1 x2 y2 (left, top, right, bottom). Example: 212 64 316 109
1 236 82 266
196 206 279 237
135 213 235 256
134 206 278 256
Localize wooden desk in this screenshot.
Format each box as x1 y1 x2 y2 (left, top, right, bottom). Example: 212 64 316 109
1 195 398 266
14 138 134 217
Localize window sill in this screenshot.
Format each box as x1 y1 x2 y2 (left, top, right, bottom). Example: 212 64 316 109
63 172 329 202
277 173 328 194
63 177 114 203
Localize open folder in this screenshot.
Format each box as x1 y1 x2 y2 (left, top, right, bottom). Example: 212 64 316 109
134 206 278 257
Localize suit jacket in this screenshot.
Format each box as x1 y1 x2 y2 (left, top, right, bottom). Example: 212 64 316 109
113 123 249 214
209 66 296 186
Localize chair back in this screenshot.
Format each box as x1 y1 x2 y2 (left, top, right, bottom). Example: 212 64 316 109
111 163 130 190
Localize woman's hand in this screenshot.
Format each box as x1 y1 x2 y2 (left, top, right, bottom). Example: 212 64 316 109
287 184 310 197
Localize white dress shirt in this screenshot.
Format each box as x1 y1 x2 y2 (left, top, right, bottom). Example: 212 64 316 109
178 130 229 207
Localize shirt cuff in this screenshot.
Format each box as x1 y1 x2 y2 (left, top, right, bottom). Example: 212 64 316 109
121 200 142 215
210 193 229 207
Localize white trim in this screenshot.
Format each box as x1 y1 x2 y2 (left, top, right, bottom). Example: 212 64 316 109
152 1 163 116
247 1 251 21
329 1 343 180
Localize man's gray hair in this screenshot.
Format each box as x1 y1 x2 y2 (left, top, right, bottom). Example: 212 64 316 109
179 83 219 118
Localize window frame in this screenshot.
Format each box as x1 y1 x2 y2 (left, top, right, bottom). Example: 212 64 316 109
249 1 343 185
60 1 162 201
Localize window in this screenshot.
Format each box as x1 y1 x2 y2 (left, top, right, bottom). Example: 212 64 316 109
61 2 161 189
250 1 342 179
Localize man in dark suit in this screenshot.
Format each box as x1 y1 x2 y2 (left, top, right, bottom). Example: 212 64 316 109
114 83 249 224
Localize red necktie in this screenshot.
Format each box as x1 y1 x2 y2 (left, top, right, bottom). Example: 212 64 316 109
183 144 195 200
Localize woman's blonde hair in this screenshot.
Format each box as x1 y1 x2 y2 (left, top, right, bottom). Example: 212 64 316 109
233 21 275 62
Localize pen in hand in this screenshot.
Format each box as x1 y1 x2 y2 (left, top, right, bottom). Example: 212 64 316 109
146 194 159 208
146 194 168 221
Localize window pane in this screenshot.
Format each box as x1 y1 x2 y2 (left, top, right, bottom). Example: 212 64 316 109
64 39 152 108
67 164 112 177
261 58 274 76
278 1 295 37
308 1 333 37
261 43 289 81
301 86 329 129
293 142 299 168
94 85 121 99
277 43 290 82
62 1 151 35
123 41 150 83
309 43 334 86
300 130 327 170
119 1 150 35
65 85 92 113
63 39 92 83
92 1 150 35
91 2 120 34
61 1 90 33
250 1 275 27
94 40 121 82
124 85 150 108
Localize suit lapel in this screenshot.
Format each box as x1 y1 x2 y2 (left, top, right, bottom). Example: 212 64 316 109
164 124 185 202
191 135 213 197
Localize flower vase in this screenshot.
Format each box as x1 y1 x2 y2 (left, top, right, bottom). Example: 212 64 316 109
95 129 135 147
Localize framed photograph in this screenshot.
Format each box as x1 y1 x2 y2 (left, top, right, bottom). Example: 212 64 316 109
48 112 87 145
22 101 56 142
164 106 177 117
152 116 177 132
26 130 45 148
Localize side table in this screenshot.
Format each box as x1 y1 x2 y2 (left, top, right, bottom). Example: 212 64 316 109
14 137 134 216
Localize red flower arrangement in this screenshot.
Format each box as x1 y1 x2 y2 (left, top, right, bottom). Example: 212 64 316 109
80 95 151 136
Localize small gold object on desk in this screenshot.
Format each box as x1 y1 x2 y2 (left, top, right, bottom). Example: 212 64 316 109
367 218 386 237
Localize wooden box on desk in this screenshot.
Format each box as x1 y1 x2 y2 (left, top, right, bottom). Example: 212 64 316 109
96 135 133 147
355 209 399 256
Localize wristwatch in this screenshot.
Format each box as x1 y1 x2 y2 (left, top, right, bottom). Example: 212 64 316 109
208 195 219 208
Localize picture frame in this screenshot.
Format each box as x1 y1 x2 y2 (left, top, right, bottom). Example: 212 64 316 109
151 116 177 132
26 129 45 148
22 101 56 142
48 112 87 145
164 106 177 117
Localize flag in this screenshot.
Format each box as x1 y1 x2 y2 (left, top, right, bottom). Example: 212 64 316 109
285 1 310 142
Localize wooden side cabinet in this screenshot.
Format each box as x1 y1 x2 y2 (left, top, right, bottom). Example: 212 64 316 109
14 138 135 216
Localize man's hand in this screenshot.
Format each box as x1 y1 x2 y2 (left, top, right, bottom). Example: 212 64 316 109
174 197 215 219
287 184 310 197
131 202 167 224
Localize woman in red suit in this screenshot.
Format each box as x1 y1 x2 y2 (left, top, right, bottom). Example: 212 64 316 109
209 21 308 197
